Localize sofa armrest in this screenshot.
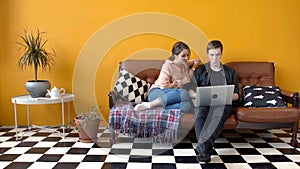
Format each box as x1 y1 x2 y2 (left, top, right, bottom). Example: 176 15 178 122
280 89 299 108
108 91 116 109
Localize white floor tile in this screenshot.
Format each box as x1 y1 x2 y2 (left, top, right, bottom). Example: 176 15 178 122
215 148 239 155
59 137 79 142
87 148 111 155
269 143 293 149
104 155 129 162
215 138 229 143
76 162 103 169
285 155 300 162
225 163 252 169
14 154 43 162
231 143 253 148
244 138 266 143
72 142 94 148
4 147 31 154
176 163 202 169
27 162 57 169
111 143 133 149
256 148 282 155
33 141 57 148
130 149 152 156
0 162 11 168
241 155 269 163
210 155 223 163
58 154 86 162
173 149 196 156
45 147 70 154
272 162 300 169
152 143 173 149
0 137 13 142
152 155 175 163
0 141 20 147
23 137 45 142
127 162 152 169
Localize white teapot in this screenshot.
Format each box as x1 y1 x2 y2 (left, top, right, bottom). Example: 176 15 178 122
47 86 65 99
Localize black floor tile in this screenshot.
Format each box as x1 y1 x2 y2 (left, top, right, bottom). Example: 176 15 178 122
37 154 63 162
110 148 131 155
152 149 174 155
152 163 176 169
102 163 127 169
0 148 10 154
175 156 198 163
277 148 300 154
4 162 33 169
53 162 79 169
173 143 193 149
16 141 38 147
200 163 227 169
132 143 153 149
213 143 233 148
250 142 273 148
129 155 152 162
249 163 277 169
82 155 106 162
264 155 293 162
42 137 62 142
219 155 247 163
67 148 90 154
235 148 261 155
0 154 20 161
226 137 248 143
54 142 76 147
25 147 49 154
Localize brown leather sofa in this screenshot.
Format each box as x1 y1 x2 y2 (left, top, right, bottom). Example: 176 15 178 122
109 60 300 147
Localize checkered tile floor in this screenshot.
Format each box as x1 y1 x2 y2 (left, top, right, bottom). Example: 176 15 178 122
0 126 299 169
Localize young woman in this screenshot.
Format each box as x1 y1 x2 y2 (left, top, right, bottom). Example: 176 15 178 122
134 41 199 112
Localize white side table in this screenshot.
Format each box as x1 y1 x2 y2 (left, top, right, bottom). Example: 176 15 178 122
11 93 75 140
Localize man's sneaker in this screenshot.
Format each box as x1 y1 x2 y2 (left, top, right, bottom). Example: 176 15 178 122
196 153 211 163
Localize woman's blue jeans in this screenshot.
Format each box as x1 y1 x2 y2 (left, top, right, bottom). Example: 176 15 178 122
148 88 192 112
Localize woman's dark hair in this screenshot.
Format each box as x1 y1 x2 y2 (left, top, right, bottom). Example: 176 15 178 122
207 40 223 54
168 41 190 61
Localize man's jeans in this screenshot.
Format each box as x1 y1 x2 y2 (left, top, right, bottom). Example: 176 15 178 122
148 88 192 112
194 105 232 152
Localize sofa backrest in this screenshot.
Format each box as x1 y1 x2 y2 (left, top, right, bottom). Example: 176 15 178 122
119 60 164 84
119 60 276 93
225 62 275 96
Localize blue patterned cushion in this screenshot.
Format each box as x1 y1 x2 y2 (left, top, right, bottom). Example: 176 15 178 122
243 86 286 107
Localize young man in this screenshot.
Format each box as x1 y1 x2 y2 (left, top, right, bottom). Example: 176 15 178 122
193 40 239 162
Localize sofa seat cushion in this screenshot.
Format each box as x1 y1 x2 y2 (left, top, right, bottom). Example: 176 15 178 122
235 107 300 123
178 113 237 130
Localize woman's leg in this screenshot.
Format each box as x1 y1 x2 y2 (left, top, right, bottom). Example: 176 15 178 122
152 88 192 112
135 88 192 112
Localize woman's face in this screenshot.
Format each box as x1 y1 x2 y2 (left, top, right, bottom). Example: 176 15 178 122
174 49 190 64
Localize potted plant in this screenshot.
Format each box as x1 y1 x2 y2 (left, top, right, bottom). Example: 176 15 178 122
17 28 55 98
74 106 101 143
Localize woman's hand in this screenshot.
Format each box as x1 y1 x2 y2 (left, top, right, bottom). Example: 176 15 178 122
189 89 197 99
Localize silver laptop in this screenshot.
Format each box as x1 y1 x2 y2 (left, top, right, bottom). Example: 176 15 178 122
195 85 234 106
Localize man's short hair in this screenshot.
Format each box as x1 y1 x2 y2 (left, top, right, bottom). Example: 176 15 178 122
207 40 223 54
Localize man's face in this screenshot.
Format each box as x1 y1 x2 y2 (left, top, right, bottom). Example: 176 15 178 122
207 47 222 65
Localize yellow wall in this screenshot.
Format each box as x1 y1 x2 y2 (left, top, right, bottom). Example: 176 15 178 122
1 0 300 126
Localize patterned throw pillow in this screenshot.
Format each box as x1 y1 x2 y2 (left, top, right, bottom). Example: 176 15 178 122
114 69 152 103
243 86 286 107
